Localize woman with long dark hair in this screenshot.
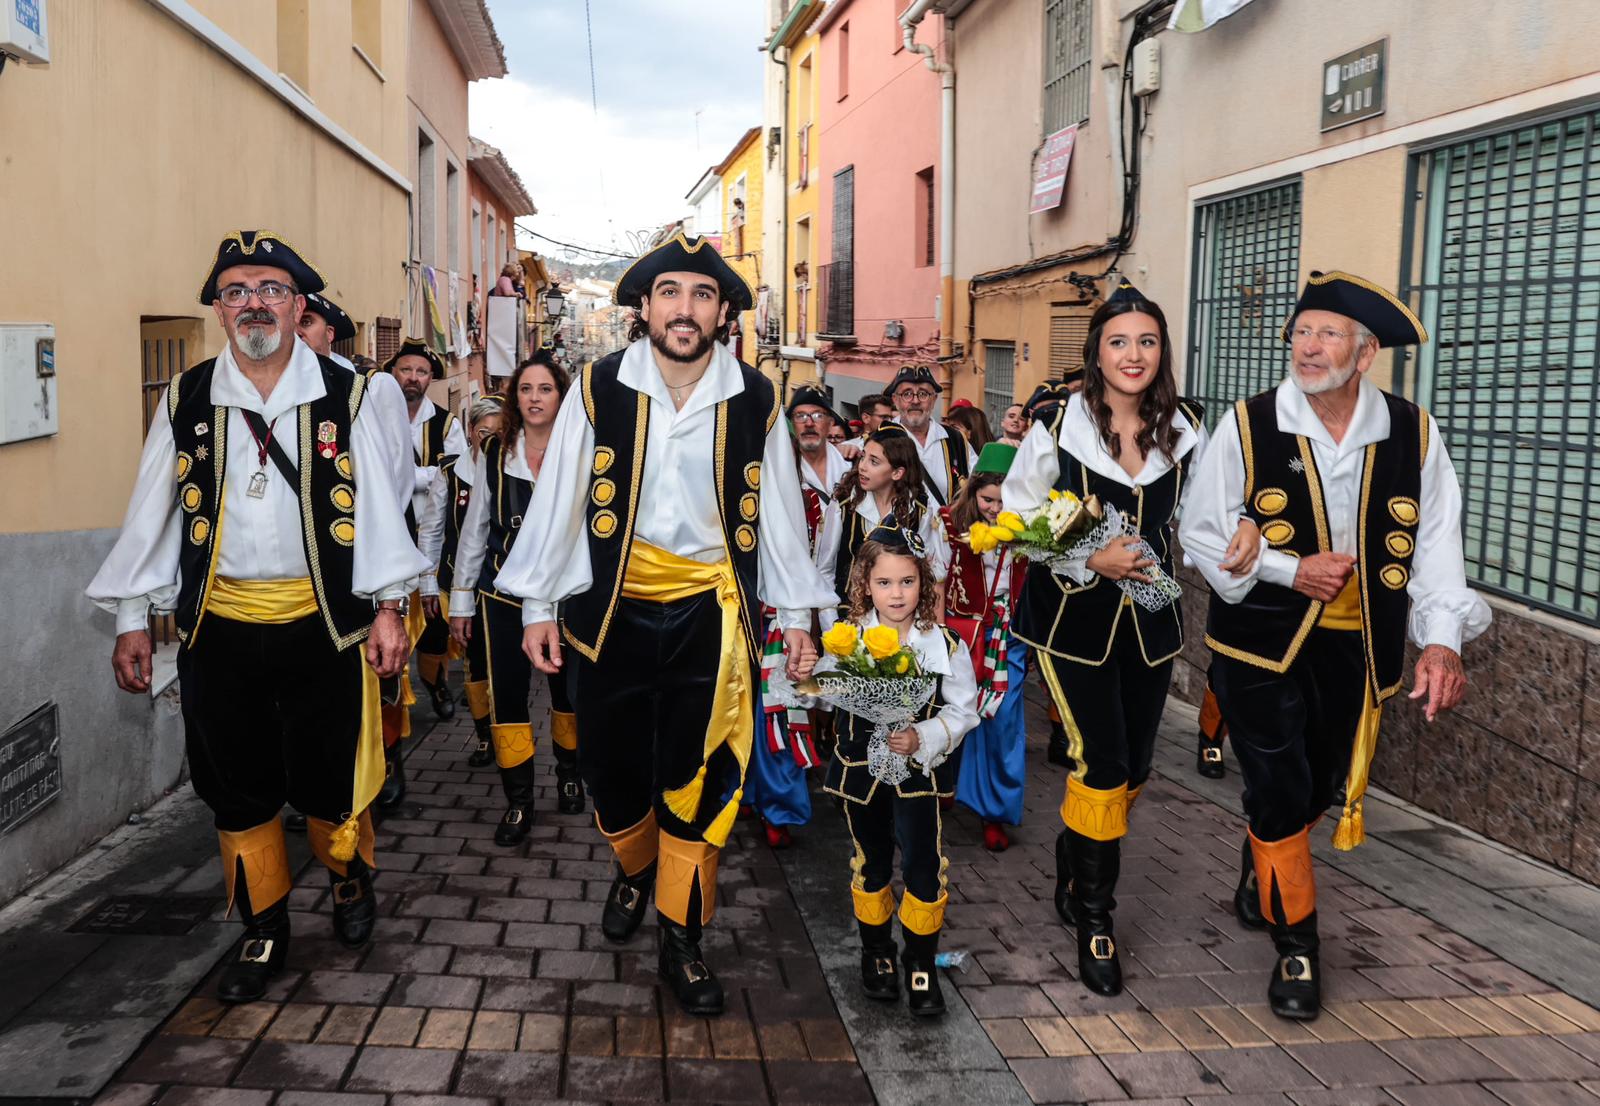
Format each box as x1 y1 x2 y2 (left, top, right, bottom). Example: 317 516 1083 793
449 352 583 843
1004 282 1255 996
813 423 949 626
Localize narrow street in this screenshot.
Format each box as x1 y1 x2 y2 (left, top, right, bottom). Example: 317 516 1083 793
4 685 1597 1106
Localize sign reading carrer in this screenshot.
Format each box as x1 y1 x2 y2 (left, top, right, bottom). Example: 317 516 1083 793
0 703 62 835
1321 38 1386 132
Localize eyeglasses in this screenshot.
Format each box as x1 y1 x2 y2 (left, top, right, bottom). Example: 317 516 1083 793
792 411 830 424
898 389 937 401
217 282 298 308
1290 326 1353 345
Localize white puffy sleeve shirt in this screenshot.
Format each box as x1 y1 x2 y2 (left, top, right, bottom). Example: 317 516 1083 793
86 340 428 635
494 341 837 631
1178 378 1491 652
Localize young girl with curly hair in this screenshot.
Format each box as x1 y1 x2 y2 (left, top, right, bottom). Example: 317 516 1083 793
820 525 978 1019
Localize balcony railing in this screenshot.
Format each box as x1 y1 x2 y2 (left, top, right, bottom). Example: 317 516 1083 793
815 260 854 340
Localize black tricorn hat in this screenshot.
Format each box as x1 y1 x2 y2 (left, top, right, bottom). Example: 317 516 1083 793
198 229 325 305
383 337 446 380
864 521 927 558
1024 380 1073 419
1105 278 1150 307
303 292 357 343
887 364 941 396
615 231 754 313
787 385 843 428
1281 270 1428 348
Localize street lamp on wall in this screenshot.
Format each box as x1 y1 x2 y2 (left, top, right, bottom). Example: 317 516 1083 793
542 287 566 321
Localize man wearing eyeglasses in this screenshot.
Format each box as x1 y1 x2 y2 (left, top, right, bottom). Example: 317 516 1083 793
788 385 850 510
87 230 427 1004
1180 270 1490 1023
887 365 976 506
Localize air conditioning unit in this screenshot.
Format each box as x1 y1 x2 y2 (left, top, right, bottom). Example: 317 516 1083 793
1 0 50 66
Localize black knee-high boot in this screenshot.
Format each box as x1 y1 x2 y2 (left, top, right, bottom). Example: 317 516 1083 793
1234 835 1265 929
218 882 290 1004
467 714 494 768
376 740 406 813
859 919 900 1000
901 928 946 1017
494 761 537 846
1269 912 1321 1020
1065 829 1122 996
1053 829 1076 925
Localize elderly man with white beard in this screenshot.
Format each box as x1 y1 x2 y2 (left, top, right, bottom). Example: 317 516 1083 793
88 230 425 1003
1180 271 1490 1023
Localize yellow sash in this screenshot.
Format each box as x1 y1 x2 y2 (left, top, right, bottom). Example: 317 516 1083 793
1317 574 1362 631
622 541 752 847
1312 575 1380 850
203 576 383 862
207 576 319 623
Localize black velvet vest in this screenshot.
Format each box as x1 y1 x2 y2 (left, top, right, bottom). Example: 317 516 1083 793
415 405 455 466
475 438 533 607
559 350 780 664
1205 390 1426 701
1014 402 1202 666
169 356 371 650
823 626 962 802
926 428 972 507
438 459 470 594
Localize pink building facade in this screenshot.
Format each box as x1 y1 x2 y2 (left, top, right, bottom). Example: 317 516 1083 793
814 0 944 416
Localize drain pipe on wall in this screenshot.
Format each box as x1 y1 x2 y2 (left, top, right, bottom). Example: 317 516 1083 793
900 0 956 392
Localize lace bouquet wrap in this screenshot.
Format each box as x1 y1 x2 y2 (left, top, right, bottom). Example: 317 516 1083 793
1061 502 1185 611
804 622 936 786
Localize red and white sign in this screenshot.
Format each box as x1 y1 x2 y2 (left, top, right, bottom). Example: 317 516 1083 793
1029 125 1079 215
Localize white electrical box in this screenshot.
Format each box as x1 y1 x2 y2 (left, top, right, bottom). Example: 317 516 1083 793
1 324 58 444
1 0 48 65
1133 38 1160 97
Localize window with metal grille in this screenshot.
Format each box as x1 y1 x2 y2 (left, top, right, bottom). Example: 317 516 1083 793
821 166 855 338
1187 180 1302 428
916 167 935 268
1049 305 1092 382
141 317 203 647
984 343 1016 430
1043 0 1091 132
1401 108 1600 623
375 316 402 364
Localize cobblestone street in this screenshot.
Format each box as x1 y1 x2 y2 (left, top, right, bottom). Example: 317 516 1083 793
23 684 1587 1106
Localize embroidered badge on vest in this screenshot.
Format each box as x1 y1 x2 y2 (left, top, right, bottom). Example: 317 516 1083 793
317 420 338 460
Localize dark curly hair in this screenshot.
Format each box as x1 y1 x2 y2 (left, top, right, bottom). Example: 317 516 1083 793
1080 292 1182 464
844 540 939 632
946 470 1005 540
500 351 571 454
832 433 928 530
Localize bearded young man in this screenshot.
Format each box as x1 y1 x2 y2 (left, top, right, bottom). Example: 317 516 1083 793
495 233 835 1016
87 230 425 1002
1180 271 1490 1022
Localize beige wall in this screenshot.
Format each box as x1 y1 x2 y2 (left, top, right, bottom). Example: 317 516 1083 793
950 0 1600 402
408 0 471 279
0 0 411 535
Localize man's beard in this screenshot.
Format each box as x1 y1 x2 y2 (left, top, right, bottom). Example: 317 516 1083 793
897 406 929 430
236 315 284 362
1291 356 1359 396
399 380 427 403
798 434 824 455
648 318 714 364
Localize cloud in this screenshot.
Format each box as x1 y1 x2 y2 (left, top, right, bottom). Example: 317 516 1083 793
472 0 766 260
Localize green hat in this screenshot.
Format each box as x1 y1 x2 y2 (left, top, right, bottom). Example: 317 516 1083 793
973 442 1017 476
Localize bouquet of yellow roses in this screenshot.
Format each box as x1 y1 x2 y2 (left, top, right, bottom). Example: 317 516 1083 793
801 622 938 786
966 489 1104 572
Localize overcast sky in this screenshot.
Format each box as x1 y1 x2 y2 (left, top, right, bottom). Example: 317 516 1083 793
470 1 767 264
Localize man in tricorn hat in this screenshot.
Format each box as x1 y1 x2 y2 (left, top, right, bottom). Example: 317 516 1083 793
374 338 469 810
887 364 976 506
1181 270 1490 1022
88 230 425 1002
496 232 835 1015
788 384 850 507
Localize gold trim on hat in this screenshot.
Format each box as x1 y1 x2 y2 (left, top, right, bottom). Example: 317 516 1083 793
1279 269 1429 344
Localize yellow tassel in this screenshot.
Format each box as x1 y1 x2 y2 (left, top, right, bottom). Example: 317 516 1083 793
703 789 742 848
330 813 361 862
1331 800 1365 851
662 766 707 823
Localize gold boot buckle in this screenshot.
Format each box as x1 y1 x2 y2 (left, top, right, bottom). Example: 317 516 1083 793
1089 935 1116 960
1280 954 1314 982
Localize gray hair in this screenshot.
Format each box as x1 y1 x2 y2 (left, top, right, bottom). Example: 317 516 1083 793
1352 322 1376 349
468 396 505 426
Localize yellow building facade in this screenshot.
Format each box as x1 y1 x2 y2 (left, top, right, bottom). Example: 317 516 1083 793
781 19 824 389
717 127 764 364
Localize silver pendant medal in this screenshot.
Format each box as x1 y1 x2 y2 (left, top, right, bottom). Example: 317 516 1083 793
247 470 269 499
